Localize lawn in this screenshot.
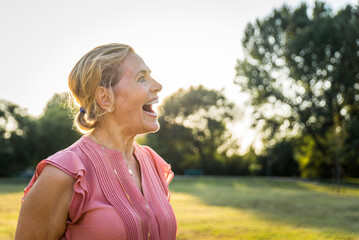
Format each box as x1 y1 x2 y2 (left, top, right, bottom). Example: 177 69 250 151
0 179 28 240
1 177 359 240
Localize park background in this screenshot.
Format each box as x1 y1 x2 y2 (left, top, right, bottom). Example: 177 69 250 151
1 0 359 239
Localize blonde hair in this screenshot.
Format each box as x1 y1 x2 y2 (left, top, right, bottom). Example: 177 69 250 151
68 43 134 133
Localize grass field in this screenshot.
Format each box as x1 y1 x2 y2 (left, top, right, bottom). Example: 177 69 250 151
1 177 359 240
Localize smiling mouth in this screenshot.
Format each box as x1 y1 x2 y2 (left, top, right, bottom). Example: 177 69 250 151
142 99 158 115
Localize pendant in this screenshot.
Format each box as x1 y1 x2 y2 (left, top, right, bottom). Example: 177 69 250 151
128 169 133 176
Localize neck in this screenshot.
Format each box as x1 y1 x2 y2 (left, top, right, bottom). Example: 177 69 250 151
90 123 136 161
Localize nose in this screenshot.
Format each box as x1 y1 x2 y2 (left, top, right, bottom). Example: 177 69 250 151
151 77 162 93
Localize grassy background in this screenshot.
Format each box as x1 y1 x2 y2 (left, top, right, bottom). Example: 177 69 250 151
1 177 359 240
0 179 28 240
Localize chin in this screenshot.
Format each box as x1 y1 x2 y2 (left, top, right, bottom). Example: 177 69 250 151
143 122 160 134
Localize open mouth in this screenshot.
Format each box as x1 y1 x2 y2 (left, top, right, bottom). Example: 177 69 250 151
142 99 158 116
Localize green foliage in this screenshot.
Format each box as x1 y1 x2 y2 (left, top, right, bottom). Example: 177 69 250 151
343 117 359 176
0 93 81 176
32 93 81 161
235 1 359 177
144 86 239 174
241 147 261 175
0 100 36 177
262 140 299 176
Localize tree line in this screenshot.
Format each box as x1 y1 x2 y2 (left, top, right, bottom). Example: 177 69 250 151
0 1 358 179
0 94 81 177
235 1 359 178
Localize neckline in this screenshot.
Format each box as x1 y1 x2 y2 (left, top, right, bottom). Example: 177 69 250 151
83 135 134 155
81 136 153 239
82 135 147 199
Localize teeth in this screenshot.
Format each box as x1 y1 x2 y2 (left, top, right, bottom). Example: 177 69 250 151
145 99 158 105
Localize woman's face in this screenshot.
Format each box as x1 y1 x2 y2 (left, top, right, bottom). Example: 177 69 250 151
111 53 162 135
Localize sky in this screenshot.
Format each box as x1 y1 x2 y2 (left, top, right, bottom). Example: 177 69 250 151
0 0 356 152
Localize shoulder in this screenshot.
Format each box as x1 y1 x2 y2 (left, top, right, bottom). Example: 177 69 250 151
23 137 89 201
42 136 89 176
16 164 75 239
29 164 76 198
135 144 163 161
48 136 87 163
135 144 174 184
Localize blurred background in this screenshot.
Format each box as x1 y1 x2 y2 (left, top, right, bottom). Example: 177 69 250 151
1 0 358 179
1 0 359 239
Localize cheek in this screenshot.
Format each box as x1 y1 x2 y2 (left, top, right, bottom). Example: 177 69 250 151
116 90 147 111
131 86 149 102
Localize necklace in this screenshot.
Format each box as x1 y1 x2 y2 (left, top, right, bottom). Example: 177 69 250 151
92 133 134 176
90 134 151 239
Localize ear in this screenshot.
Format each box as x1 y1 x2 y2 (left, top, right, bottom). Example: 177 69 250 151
95 86 114 112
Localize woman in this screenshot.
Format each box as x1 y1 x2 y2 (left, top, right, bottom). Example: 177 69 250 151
15 43 177 240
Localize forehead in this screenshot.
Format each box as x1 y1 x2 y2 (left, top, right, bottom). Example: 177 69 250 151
121 53 149 77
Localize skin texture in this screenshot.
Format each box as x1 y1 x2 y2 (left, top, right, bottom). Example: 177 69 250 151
15 52 162 239
15 165 75 239
90 52 162 192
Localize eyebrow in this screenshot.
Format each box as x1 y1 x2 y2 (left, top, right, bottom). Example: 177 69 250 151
136 68 151 77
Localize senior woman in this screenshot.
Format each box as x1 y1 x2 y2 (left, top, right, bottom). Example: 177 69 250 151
15 43 177 240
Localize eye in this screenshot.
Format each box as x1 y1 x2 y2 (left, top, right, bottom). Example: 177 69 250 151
138 76 146 83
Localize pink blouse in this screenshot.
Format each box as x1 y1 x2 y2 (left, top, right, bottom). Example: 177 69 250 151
23 136 177 240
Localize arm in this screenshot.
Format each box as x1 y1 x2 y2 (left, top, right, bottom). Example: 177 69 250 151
15 165 76 240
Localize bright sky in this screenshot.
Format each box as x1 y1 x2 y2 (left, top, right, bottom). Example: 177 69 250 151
0 0 356 152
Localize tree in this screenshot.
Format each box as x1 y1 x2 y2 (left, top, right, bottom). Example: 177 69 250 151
0 100 35 176
144 86 238 174
0 93 81 176
235 1 359 177
33 93 81 161
263 139 299 176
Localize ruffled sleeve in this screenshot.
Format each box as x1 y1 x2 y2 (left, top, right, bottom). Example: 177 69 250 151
141 146 174 201
22 149 89 224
